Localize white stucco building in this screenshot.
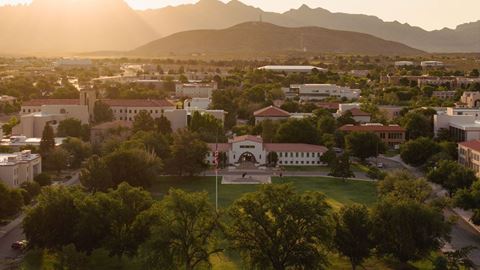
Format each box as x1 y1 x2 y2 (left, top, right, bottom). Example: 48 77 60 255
434 107 480 141
421 61 444 68
258 65 327 74
458 140 480 177
175 82 217 98
287 84 360 101
0 150 42 188
206 135 327 167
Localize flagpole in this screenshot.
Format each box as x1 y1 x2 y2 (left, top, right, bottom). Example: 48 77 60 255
215 127 218 212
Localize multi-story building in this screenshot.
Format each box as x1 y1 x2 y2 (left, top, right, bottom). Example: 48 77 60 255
459 92 480 108
432 91 457 100
458 140 480 177
206 135 327 167
394 61 415 67
339 124 406 148
287 84 360 101
434 107 480 141
257 65 327 74
336 103 371 123
175 82 217 98
421 61 444 68
378 105 404 120
0 150 42 188
254 106 292 124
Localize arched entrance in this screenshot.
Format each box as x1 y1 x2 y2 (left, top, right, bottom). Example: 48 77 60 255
474 99 480 108
239 152 257 164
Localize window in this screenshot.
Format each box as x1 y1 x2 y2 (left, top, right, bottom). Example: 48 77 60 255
60 108 66 114
240 145 255 149
129 110 132 113
279 152 283 157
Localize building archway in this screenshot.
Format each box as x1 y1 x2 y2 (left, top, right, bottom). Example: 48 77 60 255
474 99 480 108
238 152 257 164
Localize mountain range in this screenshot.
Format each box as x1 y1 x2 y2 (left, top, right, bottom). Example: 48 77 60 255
0 0 478 54
132 22 423 56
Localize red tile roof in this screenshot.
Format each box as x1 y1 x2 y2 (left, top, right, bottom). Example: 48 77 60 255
102 99 175 108
207 143 231 152
230 135 263 144
23 99 80 106
22 99 175 108
339 124 406 132
264 143 327 153
254 106 290 117
349 108 371 116
459 140 480 152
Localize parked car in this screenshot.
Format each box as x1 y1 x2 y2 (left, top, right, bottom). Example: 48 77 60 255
377 162 384 168
11 240 28 250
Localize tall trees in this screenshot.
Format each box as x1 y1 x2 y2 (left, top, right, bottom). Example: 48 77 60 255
104 148 162 188
155 114 172 134
189 111 224 143
454 181 480 225
400 137 441 167
61 137 92 169
329 152 355 180
167 130 209 176
334 204 373 270
371 198 450 263
427 160 477 196
40 122 55 156
401 111 434 139
345 132 385 161
228 184 333 270
133 111 155 133
80 155 113 192
57 118 89 140
276 119 319 144
0 182 24 220
139 189 222 270
93 101 114 124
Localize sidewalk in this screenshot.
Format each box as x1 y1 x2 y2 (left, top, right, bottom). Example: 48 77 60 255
0 214 24 240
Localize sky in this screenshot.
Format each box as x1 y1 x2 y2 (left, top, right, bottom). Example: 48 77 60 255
1 0 479 31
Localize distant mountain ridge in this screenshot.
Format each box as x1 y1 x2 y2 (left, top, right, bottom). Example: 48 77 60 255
138 0 480 53
132 22 424 56
0 0 478 54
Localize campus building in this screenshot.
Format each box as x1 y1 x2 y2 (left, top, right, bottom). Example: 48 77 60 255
286 84 360 101
253 106 313 124
175 82 217 98
206 135 327 167
458 140 480 177
339 124 406 148
434 107 480 142
257 65 327 74
0 150 42 188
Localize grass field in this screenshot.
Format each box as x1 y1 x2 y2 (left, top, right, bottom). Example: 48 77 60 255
149 176 378 208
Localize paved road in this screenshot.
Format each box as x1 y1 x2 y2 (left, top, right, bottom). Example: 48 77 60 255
0 173 80 269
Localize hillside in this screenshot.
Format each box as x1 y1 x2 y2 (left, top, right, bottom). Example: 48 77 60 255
131 22 424 56
138 0 480 53
0 0 158 54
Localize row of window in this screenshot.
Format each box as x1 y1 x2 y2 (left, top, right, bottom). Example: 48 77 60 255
114 109 163 114
278 152 321 158
279 160 321 165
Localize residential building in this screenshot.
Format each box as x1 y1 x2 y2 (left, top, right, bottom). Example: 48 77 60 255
0 150 41 188
458 140 480 177
206 135 327 167
288 84 360 101
339 124 406 148
432 91 457 100
336 103 371 123
257 65 327 74
175 82 217 98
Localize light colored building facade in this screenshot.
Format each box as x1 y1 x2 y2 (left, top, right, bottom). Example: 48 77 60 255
432 91 456 100
254 106 291 124
434 107 480 141
288 84 360 101
258 65 327 74
421 61 444 68
54 58 93 69
0 150 41 188
459 92 480 108
458 140 480 177
206 135 327 167
175 82 217 98
395 61 415 67
184 98 211 110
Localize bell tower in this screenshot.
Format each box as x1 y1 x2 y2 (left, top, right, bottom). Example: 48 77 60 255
80 88 97 121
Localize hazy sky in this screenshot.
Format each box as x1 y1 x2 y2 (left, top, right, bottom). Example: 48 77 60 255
1 0 479 31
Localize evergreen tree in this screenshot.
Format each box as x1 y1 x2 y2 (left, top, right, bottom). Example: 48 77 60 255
40 123 55 156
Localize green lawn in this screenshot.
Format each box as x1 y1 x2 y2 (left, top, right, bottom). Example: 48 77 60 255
150 176 378 209
282 165 331 172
